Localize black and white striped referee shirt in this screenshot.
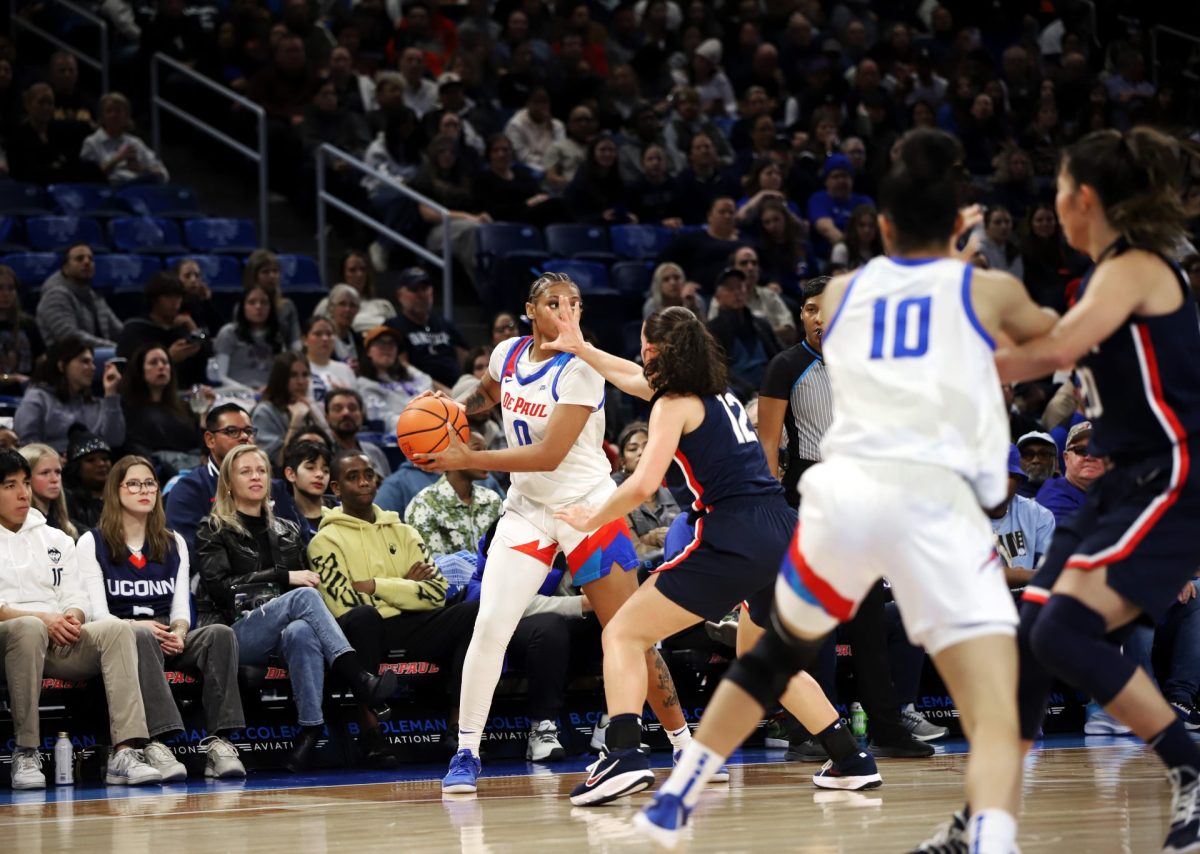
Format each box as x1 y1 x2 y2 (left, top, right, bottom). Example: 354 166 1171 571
760 340 833 503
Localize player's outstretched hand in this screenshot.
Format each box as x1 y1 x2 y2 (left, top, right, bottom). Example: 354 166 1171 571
412 423 470 472
545 306 585 354
553 503 596 533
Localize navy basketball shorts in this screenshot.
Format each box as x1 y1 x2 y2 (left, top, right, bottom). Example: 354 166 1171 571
650 496 795 626
1024 442 1200 623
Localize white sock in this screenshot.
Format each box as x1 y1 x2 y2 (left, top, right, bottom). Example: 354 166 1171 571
658 740 726 809
666 724 693 750
968 809 1017 854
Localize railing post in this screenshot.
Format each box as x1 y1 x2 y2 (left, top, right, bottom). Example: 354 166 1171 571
316 147 327 290
150 54 161 156
257 112 269 249
98 21 109 94
442 213 453 321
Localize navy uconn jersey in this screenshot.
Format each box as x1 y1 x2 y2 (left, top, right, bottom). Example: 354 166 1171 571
663 392 784 514
1073 240 1200 459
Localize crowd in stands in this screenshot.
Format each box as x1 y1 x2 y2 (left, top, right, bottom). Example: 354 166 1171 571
0 0 1198 785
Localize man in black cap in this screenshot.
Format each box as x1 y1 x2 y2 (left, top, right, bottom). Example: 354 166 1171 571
64 432 112 532
706 266 780 398
383 266 469 388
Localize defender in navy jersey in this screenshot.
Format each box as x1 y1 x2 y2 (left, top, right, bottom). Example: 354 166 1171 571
548 305 879 811
999 127 1200 853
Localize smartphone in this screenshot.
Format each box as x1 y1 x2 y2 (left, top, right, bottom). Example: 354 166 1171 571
188 329 207 342
107 357 127 373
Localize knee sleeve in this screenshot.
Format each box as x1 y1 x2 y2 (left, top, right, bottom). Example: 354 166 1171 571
1030 595 1138 706
723 609 823 711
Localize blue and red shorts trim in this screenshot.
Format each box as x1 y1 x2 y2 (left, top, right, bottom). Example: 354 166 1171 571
566 518 639 587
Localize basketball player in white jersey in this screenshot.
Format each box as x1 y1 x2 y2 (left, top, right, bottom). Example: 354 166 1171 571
414 273 690 795
638 129 1060 853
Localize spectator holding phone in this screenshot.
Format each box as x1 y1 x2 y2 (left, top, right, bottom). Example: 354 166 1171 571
116 272 212 388
14 334 124 453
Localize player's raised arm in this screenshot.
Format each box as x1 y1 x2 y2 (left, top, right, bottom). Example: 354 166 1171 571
544 305 655 401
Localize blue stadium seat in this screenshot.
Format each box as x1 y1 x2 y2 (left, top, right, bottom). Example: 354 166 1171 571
610 224 673 260
0 252 59 291
166 254 243 288
0 182 54 216
542 259 610 291
93 254 161 290
115 184 202 219
109 217 188 255
476 223 549 312
544 224 616 263
611 260 654 298
0 218 27 253
277 254 323 290
25 216 105 252
183 218 259 255
47 183 130 218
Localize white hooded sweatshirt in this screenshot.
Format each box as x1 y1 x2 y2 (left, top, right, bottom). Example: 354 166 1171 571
0 509 88 619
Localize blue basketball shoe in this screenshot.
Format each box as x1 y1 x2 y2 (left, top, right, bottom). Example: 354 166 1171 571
442 749 481 794
569 747 655 806
811 750 883 790
633 792 692 850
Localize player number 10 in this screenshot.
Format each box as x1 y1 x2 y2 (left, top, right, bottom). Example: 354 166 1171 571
869 296 931 360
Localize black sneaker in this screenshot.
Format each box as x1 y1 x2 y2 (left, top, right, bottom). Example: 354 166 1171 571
1164 766 1200 853
868 734 935 758
360 726 399 770
907 808 968 853
785 737 828 763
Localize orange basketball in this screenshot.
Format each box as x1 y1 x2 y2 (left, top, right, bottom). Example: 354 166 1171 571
396 397 469 458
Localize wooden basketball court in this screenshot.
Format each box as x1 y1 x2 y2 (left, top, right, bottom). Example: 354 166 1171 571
0 738 1173 852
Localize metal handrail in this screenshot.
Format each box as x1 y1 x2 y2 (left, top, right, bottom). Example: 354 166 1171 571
1150 25 1200 88
12 0 110 93
149 53 269 248
316 144 454 320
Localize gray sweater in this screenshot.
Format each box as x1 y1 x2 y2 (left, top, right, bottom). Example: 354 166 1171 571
36 271 124 348
13 387 126 453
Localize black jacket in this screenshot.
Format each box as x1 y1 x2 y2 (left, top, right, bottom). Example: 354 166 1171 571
194 515 309 627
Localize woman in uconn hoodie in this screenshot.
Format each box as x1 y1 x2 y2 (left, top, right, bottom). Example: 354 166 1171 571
0 448 161 789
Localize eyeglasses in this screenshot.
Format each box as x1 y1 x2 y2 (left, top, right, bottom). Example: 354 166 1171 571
211 426 258 439
122 479 158 494
1067 444 1095 458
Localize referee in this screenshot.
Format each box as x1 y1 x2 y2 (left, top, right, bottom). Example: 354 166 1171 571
758 276 937 759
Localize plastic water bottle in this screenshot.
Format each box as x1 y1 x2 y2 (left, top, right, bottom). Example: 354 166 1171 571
54 732 74 785
849 703 868 744
206 356 221 387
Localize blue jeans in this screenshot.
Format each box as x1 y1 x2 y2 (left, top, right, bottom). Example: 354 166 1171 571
232 587 353 726
1125 581 1200 705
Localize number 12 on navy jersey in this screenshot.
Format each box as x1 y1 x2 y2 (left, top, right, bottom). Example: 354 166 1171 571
869 296 932 360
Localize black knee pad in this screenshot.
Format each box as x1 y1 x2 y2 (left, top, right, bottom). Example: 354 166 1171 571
1016 600 1050 740
724 609 823 710
1030 595 1137 706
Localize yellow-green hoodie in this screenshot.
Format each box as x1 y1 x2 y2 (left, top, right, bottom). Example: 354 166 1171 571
308 505 449 619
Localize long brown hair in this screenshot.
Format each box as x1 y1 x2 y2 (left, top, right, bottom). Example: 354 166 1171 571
1062 127 1200 255
99 455 174 563
643 306 728 396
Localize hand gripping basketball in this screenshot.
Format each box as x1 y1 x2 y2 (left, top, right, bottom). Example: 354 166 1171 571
398 396 470 466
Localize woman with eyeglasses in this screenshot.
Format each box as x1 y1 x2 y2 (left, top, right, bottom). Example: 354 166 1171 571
490 312 519 346
78 456 247 781
195 444 395 772
252 352 331 467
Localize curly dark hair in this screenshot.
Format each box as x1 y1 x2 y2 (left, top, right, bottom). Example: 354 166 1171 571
642 306 727 396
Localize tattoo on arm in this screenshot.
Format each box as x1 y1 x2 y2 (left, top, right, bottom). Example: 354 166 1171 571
460 388 494 415
650 648 680 709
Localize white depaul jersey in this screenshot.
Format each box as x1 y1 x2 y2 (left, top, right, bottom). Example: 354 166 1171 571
819 256 1009 508
489 336 612 509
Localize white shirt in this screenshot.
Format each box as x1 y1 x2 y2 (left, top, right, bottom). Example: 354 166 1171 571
77 530 191 625
403 78 440 118
79 128 169 186
309 358 357 405
489 337 611 509
0 509 88 618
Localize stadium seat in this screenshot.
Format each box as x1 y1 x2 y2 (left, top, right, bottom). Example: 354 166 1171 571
544 224 616 263
93 254 162 290
542 259 610 291
109 217 188 255
278 253 326 317
166 254 243 288
0 182 54 216
610 224 673 260
183 218 259 255
476 222 550 312
611 260 654 298
115 184 202 219
0 217 27 253
0 252 59 291
25 216 106 252
47 183 130 218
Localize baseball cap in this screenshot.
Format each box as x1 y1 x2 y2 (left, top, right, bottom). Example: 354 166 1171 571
695 39 722 66
397 266 432 289
67 433 112 464
363 325 401 348
714 266 747 288
1066 421 1092 448
1016 430 1057 450
437 71 463 89
822 153 853 179
1007 445 1027 482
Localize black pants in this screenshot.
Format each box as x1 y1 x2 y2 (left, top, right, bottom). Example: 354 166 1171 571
504 612 572 721
842 581 908 743
338 601 480 702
